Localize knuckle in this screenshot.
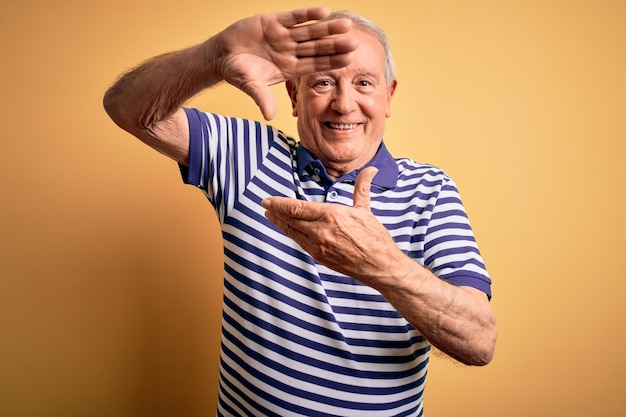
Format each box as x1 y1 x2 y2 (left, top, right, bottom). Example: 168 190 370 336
291 201 306 218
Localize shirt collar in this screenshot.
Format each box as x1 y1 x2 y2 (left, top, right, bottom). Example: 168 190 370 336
296 141 398 189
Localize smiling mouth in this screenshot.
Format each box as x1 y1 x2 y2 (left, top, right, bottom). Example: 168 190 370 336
324 122 360 131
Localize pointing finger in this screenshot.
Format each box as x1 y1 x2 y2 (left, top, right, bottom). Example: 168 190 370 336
262 197 325 221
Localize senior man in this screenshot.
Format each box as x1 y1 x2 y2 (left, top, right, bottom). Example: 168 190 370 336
104 7 496 416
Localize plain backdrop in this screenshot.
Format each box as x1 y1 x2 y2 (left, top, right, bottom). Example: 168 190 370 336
1 0 625 416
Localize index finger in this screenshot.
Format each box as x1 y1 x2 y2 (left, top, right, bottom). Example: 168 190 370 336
262 196 325 221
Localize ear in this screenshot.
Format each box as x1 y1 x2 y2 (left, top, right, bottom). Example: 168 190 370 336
285 80 299 117
385 79 398 118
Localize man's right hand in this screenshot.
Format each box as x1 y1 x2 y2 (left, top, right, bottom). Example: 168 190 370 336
214 7 358 120
103 7 357 164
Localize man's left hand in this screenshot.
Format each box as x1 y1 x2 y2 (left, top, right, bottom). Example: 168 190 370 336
262 167 402 284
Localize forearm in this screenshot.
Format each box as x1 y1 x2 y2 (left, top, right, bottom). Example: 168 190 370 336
262 175 497 366
374 253 497 366
103 37 222 162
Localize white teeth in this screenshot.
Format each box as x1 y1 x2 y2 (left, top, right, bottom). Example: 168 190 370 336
328 123 357 130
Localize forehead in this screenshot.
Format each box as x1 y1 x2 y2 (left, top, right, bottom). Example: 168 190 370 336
349 27 386 55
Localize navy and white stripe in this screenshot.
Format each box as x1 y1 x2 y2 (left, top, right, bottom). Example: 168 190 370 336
182 108 491 416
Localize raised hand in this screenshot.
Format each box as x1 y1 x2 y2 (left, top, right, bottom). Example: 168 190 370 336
216 7 359 119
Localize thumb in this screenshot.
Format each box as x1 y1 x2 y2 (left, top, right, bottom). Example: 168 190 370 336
243 82 277 120
353 166 378 209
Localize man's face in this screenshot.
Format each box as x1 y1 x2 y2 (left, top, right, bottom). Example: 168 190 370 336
287 28 397 179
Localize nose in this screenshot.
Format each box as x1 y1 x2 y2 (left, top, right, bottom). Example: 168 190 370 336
331 83 357 114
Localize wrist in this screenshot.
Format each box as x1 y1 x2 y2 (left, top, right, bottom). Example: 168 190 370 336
371 250 427 295
203 34 226 82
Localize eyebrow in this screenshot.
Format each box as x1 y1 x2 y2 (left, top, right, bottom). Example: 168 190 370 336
308 68 381 79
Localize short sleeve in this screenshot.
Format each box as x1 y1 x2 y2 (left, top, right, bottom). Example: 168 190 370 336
179 107 209 190
424 177 492 298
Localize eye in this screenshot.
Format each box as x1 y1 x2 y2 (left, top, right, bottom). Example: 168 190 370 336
311 78 334 92
314 79 332 87
355 78 376 91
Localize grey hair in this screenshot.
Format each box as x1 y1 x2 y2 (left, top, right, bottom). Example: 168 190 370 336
324 10 396 84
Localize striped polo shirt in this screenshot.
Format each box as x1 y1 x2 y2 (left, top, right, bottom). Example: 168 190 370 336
181 108 491 417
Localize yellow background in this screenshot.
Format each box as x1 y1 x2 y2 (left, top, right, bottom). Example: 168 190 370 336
1 0 625 416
